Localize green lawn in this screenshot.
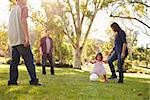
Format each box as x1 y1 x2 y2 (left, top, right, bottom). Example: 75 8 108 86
0 65 149 100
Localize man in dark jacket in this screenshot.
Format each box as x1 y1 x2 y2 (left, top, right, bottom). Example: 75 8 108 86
40 30 55 75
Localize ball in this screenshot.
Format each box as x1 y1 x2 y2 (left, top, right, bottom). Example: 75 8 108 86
90 73 98 81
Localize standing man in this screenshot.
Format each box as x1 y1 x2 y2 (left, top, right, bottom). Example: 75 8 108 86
40 30 55 75
107 22 128 83
8 0 43 86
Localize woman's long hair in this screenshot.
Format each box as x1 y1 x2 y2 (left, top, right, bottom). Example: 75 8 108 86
111 22 121 32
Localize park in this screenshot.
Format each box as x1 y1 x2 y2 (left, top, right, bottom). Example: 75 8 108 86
0 0 150 100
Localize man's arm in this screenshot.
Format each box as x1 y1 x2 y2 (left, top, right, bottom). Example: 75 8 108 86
39 47 43 55
39 38 43 55
50 38 53 52
21 7 29 47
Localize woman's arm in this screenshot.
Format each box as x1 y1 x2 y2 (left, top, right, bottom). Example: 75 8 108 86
120 30 127 59
109 49 114 56
121 43 127 59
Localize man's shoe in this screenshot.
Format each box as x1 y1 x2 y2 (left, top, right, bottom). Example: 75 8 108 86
42 73 46 75
108 76 117 80
42 74 46 76
118 80 123 83
8 82 18 86
30 83 44 86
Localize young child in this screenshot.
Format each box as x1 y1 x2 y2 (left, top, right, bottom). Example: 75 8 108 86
91 52 108 82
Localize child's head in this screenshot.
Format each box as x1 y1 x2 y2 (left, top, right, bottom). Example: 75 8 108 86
95 52 103 61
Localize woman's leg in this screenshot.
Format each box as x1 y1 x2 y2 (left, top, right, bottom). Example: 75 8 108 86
108 51 118 79
117 54 125 83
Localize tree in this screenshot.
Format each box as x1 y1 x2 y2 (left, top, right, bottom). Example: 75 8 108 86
60 0 117 69
82 39 104 63
41 0 66 64
30 0 70 64
32 0 116 68
0 25 8 53
110 0 150 36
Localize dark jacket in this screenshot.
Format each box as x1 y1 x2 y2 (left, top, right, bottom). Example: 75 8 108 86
113 30 128 55
40 36 53 56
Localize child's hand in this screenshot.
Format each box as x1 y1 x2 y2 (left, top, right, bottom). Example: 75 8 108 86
90 60 96 64
103 60 108 63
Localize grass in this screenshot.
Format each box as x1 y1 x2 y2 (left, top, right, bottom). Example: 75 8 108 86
0 65 149 100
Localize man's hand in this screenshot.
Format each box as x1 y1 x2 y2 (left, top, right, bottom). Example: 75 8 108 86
40 51 43 55
39 47 43 55
24 37 29 47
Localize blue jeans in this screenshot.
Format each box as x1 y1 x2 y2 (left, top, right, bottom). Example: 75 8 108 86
42 54 54 75
8 45 38 84
108 51 127 81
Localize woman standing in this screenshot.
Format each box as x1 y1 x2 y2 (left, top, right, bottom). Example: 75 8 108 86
107 22 128 83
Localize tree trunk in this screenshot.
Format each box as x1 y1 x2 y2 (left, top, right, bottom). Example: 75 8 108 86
73 48 82 69
57 34 62 64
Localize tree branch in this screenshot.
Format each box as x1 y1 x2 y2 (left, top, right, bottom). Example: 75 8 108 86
129 1 150 8
130 21 150 37
81 11 97 49
110 14 150 29
63 30 76 49
75 0 81 46
29 16 47 28
81 0 88 27
68 0 78 35
76 0 81 30
81 0 105 48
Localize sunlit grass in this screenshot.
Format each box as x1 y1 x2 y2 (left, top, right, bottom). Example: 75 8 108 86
0 65 149 100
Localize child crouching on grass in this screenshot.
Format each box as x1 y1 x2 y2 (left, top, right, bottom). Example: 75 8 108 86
90 52 108 82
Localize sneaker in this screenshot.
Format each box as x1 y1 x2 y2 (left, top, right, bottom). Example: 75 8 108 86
8 82 18 86
108 76 117 80
29 79 44 86
43 74 46 76
118 80 123 83
42 73 46 75
30 83 44 86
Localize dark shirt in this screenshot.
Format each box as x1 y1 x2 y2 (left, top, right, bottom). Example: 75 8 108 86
114 30 128 54
40 36 53 56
